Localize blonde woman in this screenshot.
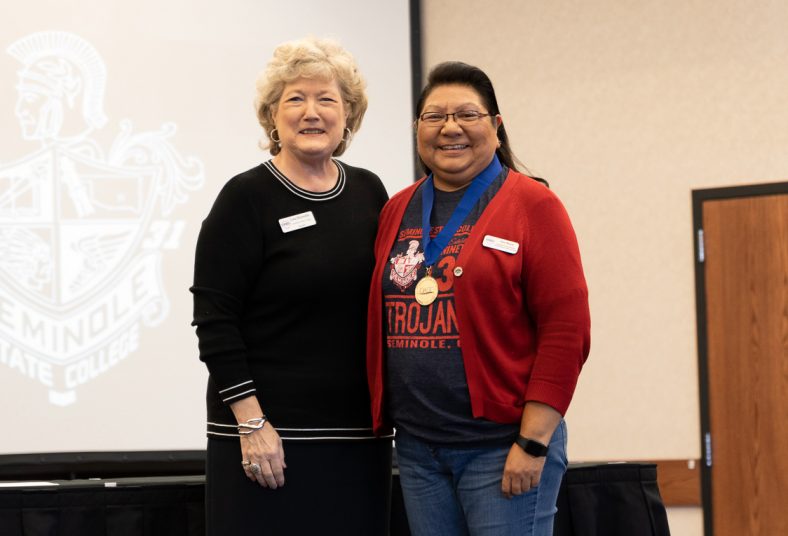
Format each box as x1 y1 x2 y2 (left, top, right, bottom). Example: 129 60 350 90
191 38 390 534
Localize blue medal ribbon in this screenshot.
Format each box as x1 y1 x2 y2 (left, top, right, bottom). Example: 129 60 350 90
421 155 503 267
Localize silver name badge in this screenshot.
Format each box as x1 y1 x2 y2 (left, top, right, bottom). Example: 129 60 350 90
482 235 519 254
279 211 317 233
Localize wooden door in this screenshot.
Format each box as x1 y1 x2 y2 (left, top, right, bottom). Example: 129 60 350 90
694 186 788 535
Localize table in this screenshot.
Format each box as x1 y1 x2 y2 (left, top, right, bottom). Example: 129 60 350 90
0 463 670 535
0 476 204 536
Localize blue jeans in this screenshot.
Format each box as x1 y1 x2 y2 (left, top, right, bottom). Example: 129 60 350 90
395 421 568 536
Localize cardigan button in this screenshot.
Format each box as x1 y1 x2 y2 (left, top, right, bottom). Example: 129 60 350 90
453 266 463 277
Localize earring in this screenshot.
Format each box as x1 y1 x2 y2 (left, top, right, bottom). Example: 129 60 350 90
341 127 352 143
270 128 281 145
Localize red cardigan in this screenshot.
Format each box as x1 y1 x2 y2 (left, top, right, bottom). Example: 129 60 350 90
366 170 590 435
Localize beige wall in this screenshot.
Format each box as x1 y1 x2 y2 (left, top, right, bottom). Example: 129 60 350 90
422 1 788 534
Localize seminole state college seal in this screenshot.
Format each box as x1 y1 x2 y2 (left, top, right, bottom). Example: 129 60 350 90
0 32 205 406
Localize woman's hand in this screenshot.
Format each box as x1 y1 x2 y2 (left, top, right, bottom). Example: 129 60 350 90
230 396 286 488
240 423 287 488
501 401 561 498
501 445 545 498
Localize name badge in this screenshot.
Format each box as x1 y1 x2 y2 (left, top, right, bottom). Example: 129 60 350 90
482 235 519 254
279 211 317 233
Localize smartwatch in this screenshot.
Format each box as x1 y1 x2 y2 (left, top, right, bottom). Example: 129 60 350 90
515 435 549 457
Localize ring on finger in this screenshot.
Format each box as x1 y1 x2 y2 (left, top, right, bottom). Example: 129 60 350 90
241 460 251 466
250 463 261 475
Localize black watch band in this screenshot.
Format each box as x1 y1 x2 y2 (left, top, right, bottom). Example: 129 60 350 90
515 435 549 457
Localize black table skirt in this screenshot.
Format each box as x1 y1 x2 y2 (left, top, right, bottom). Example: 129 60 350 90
0 476 205 536
554 463 671 536
0 464 670 536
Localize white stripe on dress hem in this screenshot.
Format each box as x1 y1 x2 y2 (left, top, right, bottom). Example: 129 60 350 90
207 432 390 440
208 423 375 432
279 435 381 441
276 427 374 431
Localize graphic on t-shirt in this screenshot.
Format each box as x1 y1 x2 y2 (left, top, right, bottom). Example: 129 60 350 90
384 225 474 351
388 239 424 291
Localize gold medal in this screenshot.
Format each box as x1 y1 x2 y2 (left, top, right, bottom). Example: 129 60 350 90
415 267 439 306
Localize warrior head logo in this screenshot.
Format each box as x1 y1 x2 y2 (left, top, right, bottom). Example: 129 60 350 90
9 32 107 143
0 31 205 406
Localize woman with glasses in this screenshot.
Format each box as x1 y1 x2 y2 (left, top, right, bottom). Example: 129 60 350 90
367 61 590 535
191 37 391 535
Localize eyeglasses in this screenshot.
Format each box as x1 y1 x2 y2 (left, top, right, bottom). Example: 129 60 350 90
418 110 494 125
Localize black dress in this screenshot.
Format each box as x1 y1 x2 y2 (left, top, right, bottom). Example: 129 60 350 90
191 160 391 534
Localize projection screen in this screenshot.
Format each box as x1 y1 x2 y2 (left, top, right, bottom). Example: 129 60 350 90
0 0 416 456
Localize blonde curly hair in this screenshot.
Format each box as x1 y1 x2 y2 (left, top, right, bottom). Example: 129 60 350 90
254 37 368 156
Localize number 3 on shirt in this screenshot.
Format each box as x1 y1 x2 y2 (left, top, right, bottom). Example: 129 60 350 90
436 256 456 292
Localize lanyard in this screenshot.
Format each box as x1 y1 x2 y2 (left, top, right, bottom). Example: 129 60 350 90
421 155 503 266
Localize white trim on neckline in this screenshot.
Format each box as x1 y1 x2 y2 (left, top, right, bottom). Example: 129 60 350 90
264 159 346 201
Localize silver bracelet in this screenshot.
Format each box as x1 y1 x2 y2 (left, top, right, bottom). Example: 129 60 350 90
238 416 267 435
